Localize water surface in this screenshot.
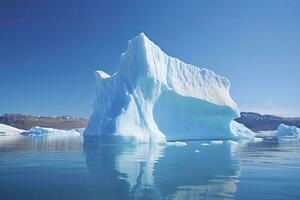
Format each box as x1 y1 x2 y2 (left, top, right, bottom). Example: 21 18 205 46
0 136 299 200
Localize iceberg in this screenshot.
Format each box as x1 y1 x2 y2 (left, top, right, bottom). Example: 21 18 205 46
84 33 241 142
276 124 300 140
255 130 276 138
20 126 83 136
0 123 23 136
230 121 255 139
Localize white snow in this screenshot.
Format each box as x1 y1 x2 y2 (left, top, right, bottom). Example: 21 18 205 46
276 124 300 140
20 126 82 136
0 123 23 136
84 33 241 142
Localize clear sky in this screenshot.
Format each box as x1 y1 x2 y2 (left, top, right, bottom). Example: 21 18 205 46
0 0 299 117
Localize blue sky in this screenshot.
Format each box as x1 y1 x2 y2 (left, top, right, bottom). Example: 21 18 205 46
0 0 299 117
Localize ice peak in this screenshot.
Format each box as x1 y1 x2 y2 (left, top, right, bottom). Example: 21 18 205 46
138 32 147 39
135 32 149 42
127 32 156 51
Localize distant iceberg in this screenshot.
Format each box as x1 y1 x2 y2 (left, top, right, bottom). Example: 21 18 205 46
230 121 255 139
0 123 24 136
276 124 300 140
84 33 243 142
21 126 83 136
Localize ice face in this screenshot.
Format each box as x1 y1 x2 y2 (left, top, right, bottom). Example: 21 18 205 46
84 33 241 142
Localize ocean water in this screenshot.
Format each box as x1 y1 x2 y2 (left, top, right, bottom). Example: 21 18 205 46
0 136 300 200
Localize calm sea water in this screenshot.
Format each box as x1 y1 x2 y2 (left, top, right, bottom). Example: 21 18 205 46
0 136 300 200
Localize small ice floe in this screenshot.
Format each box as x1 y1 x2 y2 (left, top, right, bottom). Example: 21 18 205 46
210 140 223 145
164 141 187 147
227 140 238 145
200 143 210 146
194 150 200 153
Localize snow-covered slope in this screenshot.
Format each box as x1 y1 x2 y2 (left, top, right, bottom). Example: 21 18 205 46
20 126 83 136
84 33 240 142
0 123 23 136
276 124 300 140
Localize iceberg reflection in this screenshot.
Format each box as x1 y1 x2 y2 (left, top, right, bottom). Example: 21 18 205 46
0 135 82 152
83 140 240 199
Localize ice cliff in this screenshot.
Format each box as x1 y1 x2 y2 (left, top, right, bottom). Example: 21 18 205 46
84 33 241 142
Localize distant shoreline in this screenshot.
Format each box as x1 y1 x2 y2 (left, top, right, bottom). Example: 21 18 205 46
1 112 299 132
0 113 87 130
235 112 300 132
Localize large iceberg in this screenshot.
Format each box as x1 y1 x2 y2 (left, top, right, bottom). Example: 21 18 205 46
84 33 240 142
